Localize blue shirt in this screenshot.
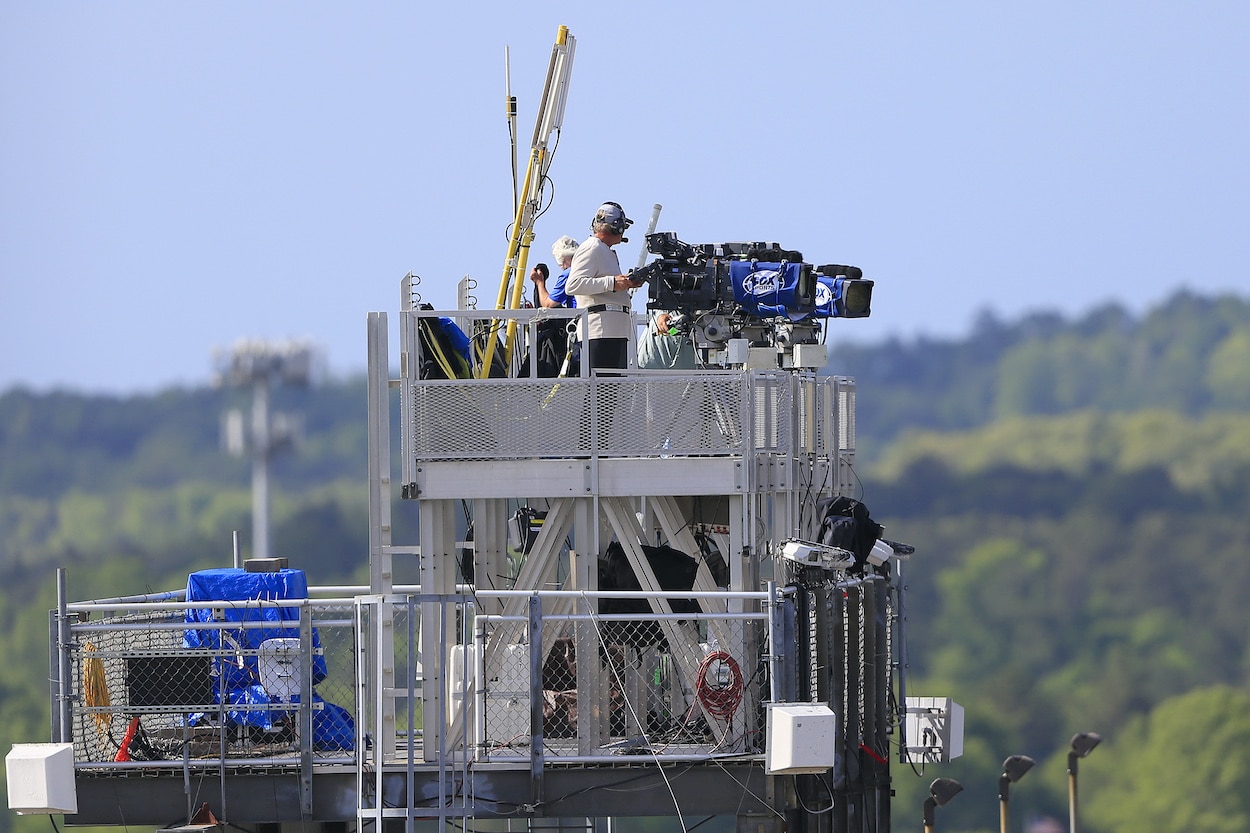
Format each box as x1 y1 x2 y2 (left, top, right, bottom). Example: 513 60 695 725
549 267 575 308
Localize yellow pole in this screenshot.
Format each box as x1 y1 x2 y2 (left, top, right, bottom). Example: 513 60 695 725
479 25 573 378
478 146 539 377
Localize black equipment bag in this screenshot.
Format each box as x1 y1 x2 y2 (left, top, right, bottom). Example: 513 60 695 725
815 496 884 574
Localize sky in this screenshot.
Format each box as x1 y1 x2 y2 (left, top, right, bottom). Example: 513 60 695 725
2 2 1248 395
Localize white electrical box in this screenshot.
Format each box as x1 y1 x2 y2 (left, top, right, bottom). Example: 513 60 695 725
448 644 531 746
791 343 828 369
6 743 78 815
765 703 837 774
904 696 964 762
745 347 778 370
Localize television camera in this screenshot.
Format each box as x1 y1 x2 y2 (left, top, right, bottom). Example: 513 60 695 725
630 232 873 358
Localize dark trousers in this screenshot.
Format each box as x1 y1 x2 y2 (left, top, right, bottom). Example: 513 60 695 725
587 338 628 372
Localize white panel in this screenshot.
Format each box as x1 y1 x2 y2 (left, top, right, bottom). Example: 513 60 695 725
417 460 586 499
5 743 77 815
792 343 828 369
904 696 964 762
449 644 531 746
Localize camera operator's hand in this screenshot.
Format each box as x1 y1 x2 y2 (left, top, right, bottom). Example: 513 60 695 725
614 274 644 291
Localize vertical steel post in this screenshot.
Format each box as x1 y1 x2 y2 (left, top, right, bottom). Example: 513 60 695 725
251 376 271 560
300 604 314 819
367 311 397 762
54 568 72 743
529 594 545 807
1068 759 1081 833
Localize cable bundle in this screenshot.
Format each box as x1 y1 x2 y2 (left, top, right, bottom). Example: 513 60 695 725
696 651 743 721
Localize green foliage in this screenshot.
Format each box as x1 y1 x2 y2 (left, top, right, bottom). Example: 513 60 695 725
1206 327 1250 407
830 291 1250 459
870 409 1250 499
1083 686 1250 833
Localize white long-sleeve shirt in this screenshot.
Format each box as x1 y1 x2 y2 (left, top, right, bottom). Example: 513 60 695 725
566 236 632 339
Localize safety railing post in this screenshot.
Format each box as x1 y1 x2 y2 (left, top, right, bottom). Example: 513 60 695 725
55 568 72 743
299 604 314 819
529 594 545 806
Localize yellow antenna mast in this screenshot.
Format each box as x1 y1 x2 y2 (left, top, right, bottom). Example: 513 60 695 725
479 25 576 377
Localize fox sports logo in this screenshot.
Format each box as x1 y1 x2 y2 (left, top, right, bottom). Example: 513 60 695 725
741 269 781 296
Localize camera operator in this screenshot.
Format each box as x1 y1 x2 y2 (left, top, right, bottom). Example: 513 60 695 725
566 201 645 371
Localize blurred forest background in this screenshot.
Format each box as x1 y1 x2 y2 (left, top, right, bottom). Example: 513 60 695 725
4 290 1250 833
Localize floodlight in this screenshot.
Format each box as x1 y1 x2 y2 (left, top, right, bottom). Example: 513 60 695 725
1068 731 1103 833
780 539 856 571
998 754 1035 833
930 777 963 807
1070 731 1102 760
1002 754 1035 784
923 777 963 832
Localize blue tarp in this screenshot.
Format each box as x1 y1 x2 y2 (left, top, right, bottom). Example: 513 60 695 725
182 568 353 749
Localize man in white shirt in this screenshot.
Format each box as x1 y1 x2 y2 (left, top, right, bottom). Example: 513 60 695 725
566 201 645 371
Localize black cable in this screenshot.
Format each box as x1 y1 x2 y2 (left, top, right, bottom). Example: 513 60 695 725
848 460 866 502
793 773 837 814
538 762 699 807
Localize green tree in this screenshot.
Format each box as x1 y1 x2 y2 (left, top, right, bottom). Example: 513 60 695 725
1206 327 1250 410
1084 686 1250 833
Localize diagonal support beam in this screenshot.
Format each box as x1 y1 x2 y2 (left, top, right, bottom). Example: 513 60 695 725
598 498 730 740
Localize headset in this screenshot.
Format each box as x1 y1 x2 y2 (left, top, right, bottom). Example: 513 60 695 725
591 201 633 236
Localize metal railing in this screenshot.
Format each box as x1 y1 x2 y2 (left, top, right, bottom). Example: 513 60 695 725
355 589 776 769
56 594 358 770
398 307 856 464
404 371 854 462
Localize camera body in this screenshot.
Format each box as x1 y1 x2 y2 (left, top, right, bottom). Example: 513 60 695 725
633 231 873 351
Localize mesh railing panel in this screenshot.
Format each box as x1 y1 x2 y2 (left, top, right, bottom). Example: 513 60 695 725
837 377 856 456
67 605 356 765
750 374 793 452
409 375 749 460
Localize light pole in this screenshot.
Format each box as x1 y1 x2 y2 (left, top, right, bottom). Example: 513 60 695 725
998 754 1035 833
214 339 315 562
1067 732 1102 833
923 777 963 833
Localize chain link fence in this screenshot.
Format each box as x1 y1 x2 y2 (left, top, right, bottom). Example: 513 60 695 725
470 605 767 761
63 600 356 766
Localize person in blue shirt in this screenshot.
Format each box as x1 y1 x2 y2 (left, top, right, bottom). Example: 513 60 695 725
524 235 581 377
532 235 579 309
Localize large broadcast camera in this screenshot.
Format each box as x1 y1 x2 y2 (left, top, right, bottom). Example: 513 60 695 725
631 231 874 356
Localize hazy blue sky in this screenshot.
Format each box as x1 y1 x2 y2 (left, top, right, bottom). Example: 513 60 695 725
3 2 1247 394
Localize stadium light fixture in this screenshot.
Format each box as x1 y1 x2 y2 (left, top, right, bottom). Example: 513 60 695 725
998 754 1035 833
1067 732 1103 833
923 777 963 833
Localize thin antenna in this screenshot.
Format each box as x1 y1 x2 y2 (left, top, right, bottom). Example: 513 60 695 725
505 46 519 215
